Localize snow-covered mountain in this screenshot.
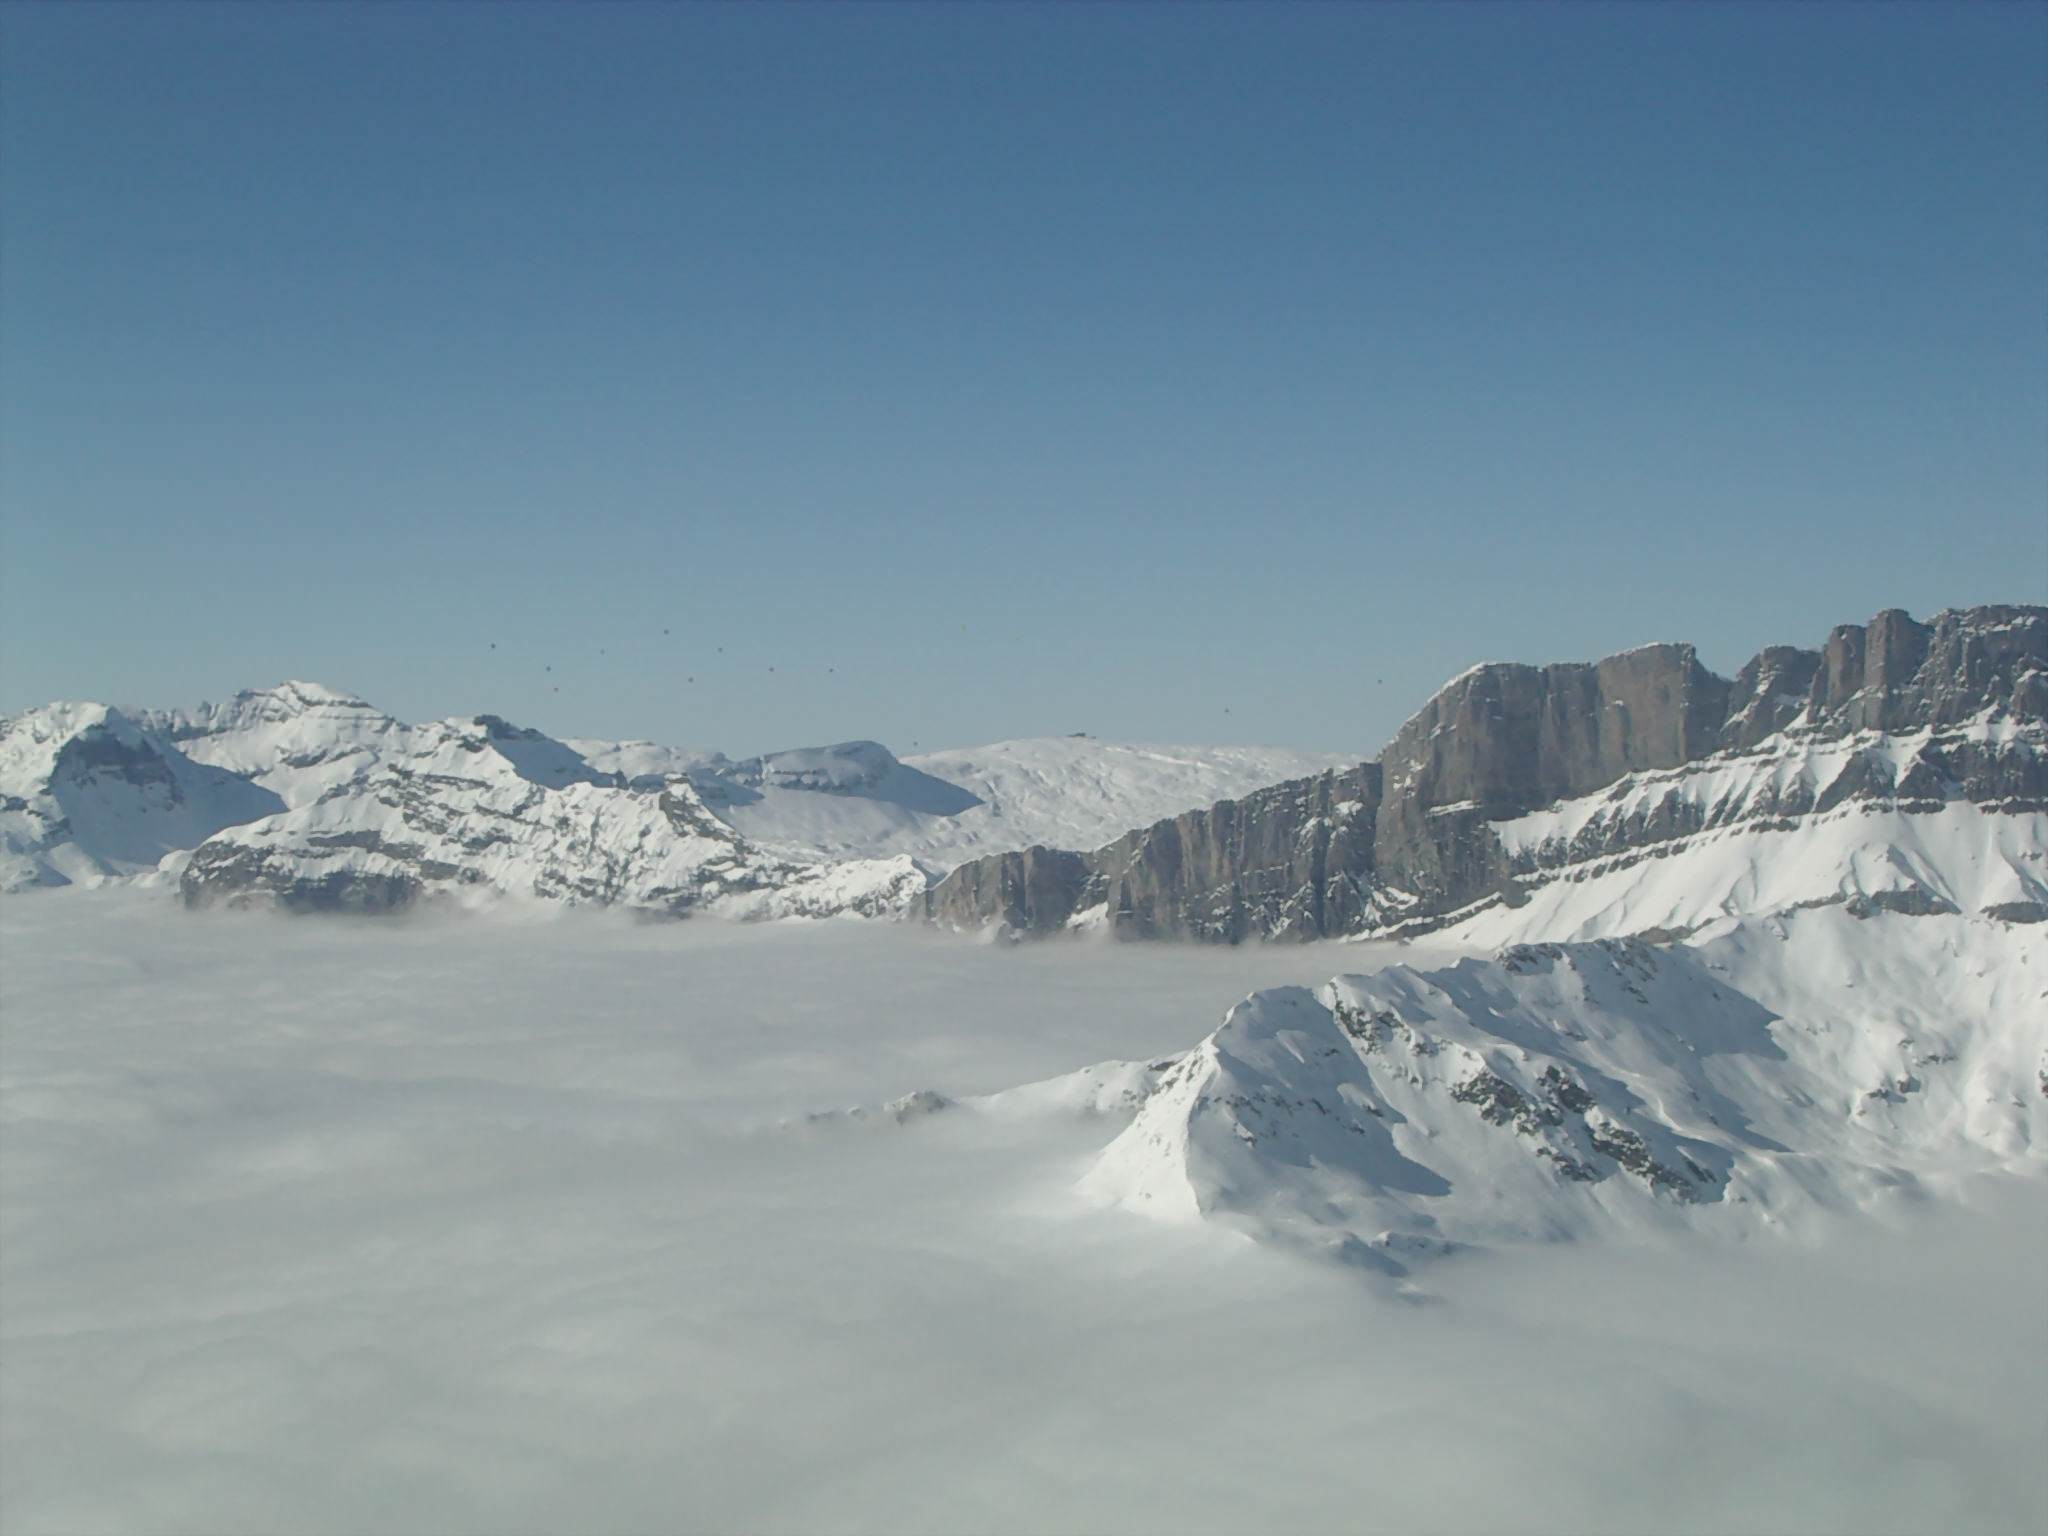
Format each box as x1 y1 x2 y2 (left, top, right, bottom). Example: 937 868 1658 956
177 714 926 918
7 603 2040 935
837 604 2048 1270
1111 910 2041 1257
598 735 1354 871
858 904 2046 1271
1 683 1345 910
926 604 2048 944
0 703 285 890
1086 907 2044 1268
137 680 413 807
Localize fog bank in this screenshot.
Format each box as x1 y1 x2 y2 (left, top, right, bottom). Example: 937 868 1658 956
3 892 2041 1534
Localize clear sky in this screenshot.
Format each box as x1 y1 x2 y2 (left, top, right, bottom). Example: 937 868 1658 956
3 1 2043 758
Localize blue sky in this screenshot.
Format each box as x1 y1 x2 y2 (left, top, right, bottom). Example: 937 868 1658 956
3 1 2042 757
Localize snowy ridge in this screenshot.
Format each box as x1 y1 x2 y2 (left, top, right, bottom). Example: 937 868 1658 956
138 681 413 807
4 682 1345 904
0 703 284 891
178 715 925 919
1074 909 2045 1268
890 737 1355 870
593 735 1355 873
1447 800 2048 947
1429 714 2048 944
924 603 2047 943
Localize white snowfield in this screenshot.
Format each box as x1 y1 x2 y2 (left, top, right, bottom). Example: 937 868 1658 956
889 737 1356 869
1113 909 2047 1259
138 680 412 807
183 715 928 921
1450 799 2048 948
867 906 2045 1270
571 733 1356 871
1445 718 2048 946
0 681 1351 899
0 702 284 892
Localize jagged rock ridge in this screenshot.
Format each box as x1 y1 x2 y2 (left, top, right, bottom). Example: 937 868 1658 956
925 605 2048 942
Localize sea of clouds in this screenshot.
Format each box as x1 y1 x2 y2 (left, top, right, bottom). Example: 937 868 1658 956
2 890 2041 1534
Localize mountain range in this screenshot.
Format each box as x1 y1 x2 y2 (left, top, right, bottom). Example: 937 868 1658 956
927 603 2047 944
5 601 2043 1267
5 605 2040 940
0 680 1345 909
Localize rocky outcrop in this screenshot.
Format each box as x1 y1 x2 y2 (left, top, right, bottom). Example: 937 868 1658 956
921 845 1093 935
1804 606 2048 732
926 605 2048 941
920 766 1386 943
1087 765 1384 942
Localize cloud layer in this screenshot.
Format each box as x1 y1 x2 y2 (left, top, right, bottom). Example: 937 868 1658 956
3 892 2042 1534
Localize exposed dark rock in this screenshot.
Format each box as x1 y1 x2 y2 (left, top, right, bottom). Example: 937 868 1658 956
1450 1069 1556 1135
926 605 2047 942
922 845 1093 937
1585 1118 1698 1198
1983 901 2048 925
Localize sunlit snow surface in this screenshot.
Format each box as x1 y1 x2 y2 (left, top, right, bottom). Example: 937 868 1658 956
2 891 2043 1535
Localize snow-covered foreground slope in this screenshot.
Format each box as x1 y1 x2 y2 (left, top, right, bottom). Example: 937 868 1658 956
3 894 2041 1535
1074 908 2045 1265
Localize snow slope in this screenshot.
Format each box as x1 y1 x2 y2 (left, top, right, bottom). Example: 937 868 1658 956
1438 799 2048 948
1073 908 2045 1267
1433 716 2048 944
891 737 1355 872
179 715 925 919
5 682 1347 898
580 734 1357 872
139 681 413 808
0 704 285 891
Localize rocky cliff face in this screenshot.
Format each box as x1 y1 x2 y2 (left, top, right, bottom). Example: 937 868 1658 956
924 605 2048 942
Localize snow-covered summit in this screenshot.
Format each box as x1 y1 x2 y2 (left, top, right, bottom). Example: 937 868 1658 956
0 701 284 891
927 905 2045 1269
5 682 1346 905
178 713 926 919
139 680 411 806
